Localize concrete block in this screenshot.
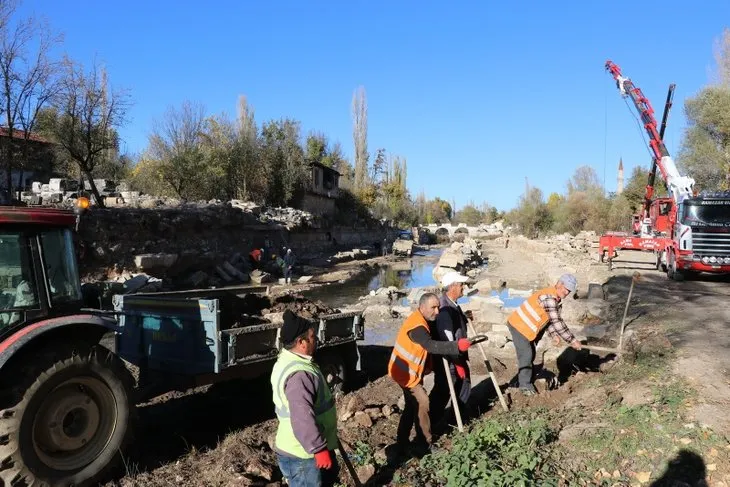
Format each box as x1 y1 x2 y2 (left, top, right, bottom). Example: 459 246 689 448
134 253 178 270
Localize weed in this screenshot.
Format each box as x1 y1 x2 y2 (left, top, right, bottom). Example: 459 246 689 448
350 440 374 466
413 413 561 486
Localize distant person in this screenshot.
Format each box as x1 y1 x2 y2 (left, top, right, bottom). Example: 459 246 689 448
249 248 263 269
284 248 296 284
506 273 582 395
271 310 339 486
430 271 472 432
388 292 472 456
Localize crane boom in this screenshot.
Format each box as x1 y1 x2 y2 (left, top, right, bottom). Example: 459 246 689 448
604 61 694 203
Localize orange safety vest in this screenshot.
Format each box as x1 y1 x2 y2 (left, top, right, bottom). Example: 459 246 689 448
388 310 432 389
507 286 560 341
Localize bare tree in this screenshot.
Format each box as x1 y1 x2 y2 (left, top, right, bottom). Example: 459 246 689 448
713 27 730 86
351 86 369 193
0 6 62 194
147 100 206 199
48 58 130 206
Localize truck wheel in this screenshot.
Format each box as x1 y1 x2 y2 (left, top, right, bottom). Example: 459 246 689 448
0 346 134 487
667 252 683 281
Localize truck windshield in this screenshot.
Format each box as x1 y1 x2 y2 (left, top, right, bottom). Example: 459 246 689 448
41 228 81 304
681 203 730 226
0 232 39 328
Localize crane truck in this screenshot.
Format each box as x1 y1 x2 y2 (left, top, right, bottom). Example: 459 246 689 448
0 204 364 486
598 60 730 280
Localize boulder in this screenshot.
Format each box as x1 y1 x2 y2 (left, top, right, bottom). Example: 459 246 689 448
134 253 178 270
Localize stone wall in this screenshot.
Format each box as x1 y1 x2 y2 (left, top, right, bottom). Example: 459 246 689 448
76 204 396 281
300 193 336 217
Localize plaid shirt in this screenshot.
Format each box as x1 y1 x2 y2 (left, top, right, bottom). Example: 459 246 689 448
538 294 576 343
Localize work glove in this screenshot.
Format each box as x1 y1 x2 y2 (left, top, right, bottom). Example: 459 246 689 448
314 449 332 469
457 338 471 352
455 363 467 380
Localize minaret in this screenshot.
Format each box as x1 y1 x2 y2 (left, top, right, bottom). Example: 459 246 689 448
617 158 624 194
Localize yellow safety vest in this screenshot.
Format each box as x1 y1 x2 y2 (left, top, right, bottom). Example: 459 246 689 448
271 349 338 458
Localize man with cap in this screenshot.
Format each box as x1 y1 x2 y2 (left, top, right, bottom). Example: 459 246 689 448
271 310 339 486
388 292 472 456
429 271 473 432
506 273 582 396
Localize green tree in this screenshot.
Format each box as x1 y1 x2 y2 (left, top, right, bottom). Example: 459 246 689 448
508 186 551 238
305 131 327 166
677 29 730 190
455 204 483 225
260 118 306 207
678 85 730 190
622 166 649 213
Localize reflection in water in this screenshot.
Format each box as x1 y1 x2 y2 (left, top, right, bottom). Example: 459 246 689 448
303 255 441 309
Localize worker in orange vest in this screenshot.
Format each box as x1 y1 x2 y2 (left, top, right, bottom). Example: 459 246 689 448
506 273 582 396
388 292 472 456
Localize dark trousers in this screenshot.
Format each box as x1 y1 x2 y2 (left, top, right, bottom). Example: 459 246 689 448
396 384 431 446
278 452 340 487
508 323 536 388
429 362 471 432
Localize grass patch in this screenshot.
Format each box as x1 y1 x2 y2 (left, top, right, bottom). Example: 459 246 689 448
411 410 561 486
398 348 730 486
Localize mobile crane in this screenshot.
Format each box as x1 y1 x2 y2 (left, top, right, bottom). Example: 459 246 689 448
598 60 730 280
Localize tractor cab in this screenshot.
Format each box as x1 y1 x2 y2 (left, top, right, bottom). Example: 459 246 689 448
0 207 83 337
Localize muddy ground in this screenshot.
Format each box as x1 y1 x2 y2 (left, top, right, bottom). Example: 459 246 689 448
107 239 730 487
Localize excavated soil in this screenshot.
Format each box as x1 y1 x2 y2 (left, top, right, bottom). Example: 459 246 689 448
106 238 730 487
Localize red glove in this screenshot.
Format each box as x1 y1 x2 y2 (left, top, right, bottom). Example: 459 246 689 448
457 338 471 352
455 364 467 380
314 449 332 469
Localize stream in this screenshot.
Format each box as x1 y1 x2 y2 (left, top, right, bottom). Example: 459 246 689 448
302 248 444 309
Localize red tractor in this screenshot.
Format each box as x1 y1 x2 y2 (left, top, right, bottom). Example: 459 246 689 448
0 204 134 486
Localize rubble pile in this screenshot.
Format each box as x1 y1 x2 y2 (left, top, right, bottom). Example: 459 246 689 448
544 231 600 254
432 237 485 283
266 295 340 320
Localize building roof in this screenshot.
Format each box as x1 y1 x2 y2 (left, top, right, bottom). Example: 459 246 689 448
309 161 340 176
618 158 623 170
0 127 51 144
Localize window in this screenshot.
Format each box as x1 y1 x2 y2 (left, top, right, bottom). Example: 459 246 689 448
41 229 82 304
0 232 38 328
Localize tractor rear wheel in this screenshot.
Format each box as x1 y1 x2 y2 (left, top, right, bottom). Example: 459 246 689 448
0 345 134 487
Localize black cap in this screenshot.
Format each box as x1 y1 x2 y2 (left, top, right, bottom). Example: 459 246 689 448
281 309 312 344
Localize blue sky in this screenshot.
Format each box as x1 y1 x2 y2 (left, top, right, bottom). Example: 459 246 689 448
17 1 730 211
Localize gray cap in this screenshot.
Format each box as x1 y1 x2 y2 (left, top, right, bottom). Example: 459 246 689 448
558 273 577 292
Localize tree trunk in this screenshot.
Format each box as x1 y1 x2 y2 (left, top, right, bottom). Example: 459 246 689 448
83 169 105 208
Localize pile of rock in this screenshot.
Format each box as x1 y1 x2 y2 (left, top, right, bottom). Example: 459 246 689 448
545 231 600 254
432 238 485 283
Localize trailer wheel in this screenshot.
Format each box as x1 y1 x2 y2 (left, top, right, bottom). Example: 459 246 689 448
0 345 134 487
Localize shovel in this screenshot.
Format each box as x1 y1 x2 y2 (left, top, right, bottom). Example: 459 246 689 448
466 324 510 412
337 439 363 487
